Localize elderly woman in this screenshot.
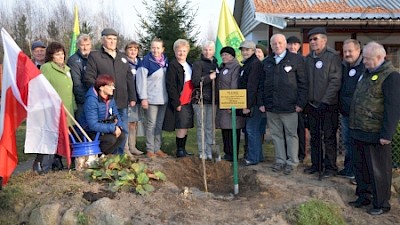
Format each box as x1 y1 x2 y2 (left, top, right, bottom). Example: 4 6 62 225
123 41 144 157
136 38 169 158
191 40 218 160
163 39 194 157
33 41 76 173
79 74 125 154
216 46 245 161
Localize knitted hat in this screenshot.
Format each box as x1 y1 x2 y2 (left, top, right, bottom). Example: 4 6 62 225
286 36 301 44
220 46 236 57
256 44 268 56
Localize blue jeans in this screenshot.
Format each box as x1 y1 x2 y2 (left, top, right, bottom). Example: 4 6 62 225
114 108 128 155
245 108 263 163
341 116 354 175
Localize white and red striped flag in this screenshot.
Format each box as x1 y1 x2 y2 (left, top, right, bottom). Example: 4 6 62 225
0 28 71 186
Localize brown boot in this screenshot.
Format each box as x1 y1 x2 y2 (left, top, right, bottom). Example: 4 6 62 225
128 122 143 155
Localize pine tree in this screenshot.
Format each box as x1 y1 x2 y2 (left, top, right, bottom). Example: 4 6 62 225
136 0 201 61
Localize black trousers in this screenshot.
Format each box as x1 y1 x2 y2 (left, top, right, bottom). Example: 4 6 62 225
298 112 306 161
352 138 392 209
222 129 241 158
306 104 339 171
88 132 126 155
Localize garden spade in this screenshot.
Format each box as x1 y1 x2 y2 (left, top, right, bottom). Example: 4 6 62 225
211 77 221 162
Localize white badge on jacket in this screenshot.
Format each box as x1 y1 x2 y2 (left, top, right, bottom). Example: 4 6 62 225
284 66 292 73
315 61 323 69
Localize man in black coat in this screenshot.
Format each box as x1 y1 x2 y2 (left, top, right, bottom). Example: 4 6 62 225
303 27 342 178
263 34 307 175
84 28 136 154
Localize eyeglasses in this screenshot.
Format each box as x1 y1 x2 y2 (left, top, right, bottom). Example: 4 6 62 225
106 84 115 89
309 37 319 42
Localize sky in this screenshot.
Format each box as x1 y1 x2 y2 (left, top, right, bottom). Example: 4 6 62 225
115 0 236 42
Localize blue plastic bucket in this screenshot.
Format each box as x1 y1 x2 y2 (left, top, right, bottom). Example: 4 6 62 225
71 133 102 157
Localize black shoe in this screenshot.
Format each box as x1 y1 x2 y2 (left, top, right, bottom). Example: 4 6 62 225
349 198 371 208
337 169 355 179
32 161 44 175
222 155 233 162
367 208 390 215
52 158 64 170
240 160 257 167
303 167 318 174
322 170 337 178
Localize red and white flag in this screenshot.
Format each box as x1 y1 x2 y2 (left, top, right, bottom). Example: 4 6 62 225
0 28 71 186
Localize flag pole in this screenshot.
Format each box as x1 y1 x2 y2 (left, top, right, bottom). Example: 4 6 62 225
63 105 92 142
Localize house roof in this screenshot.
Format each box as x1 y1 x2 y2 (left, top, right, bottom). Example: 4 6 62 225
234 0 400 35
254 0 400 19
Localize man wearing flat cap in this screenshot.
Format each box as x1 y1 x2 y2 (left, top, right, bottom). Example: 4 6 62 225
31 40 46 69
303 27 342 178
84 28 137 154
238 40 265 166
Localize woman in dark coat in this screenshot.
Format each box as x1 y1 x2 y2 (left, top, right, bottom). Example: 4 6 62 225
163 39 194 157
216 46 245 161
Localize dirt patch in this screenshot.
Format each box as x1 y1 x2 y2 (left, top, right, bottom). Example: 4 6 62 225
3 155 400 225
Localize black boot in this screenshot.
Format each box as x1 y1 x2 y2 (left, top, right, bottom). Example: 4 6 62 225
52 154 64 171
183 135 193 155
176 137 186 158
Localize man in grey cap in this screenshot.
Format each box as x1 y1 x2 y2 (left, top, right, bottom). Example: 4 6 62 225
31 40 46 69
303 27 342 178
238 40 264 166
84 28 137 155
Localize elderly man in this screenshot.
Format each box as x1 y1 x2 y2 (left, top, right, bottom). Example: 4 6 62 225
337 39 364 181
31 40 46 69
67 34 92 119
84 28 137 155
286 36 302 54
262 34 307 174
348 41 400 215
238 40 264 166
303 27 342 178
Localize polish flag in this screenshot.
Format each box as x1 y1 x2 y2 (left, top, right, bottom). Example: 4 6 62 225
0 28 71 186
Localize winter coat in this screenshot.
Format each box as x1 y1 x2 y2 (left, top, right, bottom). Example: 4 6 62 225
41 61 76 126
136 52 168 104
84 47 137 109
263 50 308 113
238 54 264 110
305 47 342 106
191 54 218 104
163 59 193 131
79 87 123 134
339 56 364 116
67 49 89 105
216 58 245 129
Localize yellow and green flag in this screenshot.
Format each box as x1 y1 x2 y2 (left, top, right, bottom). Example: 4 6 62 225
69 5 80 56
215 0 245 65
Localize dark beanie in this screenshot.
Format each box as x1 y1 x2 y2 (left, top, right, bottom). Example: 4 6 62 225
220 46 236 57
256 44 268 56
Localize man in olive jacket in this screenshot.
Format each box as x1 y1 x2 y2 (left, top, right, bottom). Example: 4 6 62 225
84 28 137 154
349 42 400 215
303 27 342 178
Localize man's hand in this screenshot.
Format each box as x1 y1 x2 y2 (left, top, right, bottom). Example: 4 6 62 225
259 106 265 113
141 99 148 109
380 138 391 145
129 101 136 107
296 106 303 112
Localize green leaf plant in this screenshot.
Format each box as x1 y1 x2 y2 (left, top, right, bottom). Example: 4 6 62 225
85 154 166 195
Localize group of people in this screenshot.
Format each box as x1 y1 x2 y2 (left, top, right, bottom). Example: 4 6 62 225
30 26 400 216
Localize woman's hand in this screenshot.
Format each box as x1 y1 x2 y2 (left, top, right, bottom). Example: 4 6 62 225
176 105 182 112
114 126 122 137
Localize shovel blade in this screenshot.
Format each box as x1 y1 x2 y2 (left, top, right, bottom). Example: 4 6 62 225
211 144 221 162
